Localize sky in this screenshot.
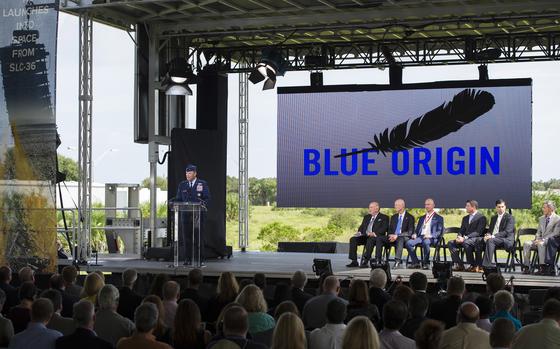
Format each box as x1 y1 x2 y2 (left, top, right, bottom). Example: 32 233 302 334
55 12 560 185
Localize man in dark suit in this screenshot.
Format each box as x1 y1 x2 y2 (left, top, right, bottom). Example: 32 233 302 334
174 164 211 265
290 270 313 314
0 266 18 315
376 198 415 269
116 269 143 321
56 300 113 349
405 198 444 269
482 199 515 268
48 274 80 319
448 199 488 272
347 201 389 268
429 276 465 329
207 305 267 349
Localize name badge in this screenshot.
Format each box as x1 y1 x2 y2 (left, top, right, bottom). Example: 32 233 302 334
196 184 203 192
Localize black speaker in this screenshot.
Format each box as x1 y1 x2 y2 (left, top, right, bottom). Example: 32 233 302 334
134 24 150 144
370 260 392 281
310 72 323 86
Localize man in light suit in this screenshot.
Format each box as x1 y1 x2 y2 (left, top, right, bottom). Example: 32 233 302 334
482 199 515 268
448 200 487 272
511 299 560 349
347 201 390 268
405 198 444 269
439 302 491 349
376 198 415 269
523 200 560 274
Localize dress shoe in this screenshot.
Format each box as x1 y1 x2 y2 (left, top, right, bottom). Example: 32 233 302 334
453 265 465 272
522 267 530 275
422 264 430 270
346 261 359 268
409 263 421 269
393 261 402 269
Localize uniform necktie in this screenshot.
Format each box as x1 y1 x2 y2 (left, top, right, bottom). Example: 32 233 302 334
396 215 403 236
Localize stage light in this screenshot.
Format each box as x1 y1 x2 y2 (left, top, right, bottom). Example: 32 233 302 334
249 48 287 90
432 261 453 293
312 258 333 276
370 260 392 281
165 83 193 96
478 65 489 81
310 72 323 87
482 266 500 280
162 57 195 95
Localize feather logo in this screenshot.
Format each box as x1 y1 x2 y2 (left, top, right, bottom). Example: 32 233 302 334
335 89 495 158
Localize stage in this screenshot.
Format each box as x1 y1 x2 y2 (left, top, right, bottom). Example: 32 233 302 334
59 251 560 290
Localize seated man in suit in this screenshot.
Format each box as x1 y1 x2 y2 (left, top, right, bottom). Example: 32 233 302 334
448 200 487 272
523 200 560 274
347 201 389 268
376 198 415 269
405 198 444 269
482 199 515 268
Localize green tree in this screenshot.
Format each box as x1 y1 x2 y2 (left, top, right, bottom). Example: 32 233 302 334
141 176 168 190
249 178 277 206
57 154 79 181
226 193 239 221
327 209 358 230
227 176 239 193
257 222 301 251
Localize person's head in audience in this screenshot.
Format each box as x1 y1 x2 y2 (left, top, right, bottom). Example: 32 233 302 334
542 298 560 324
348 279 369 306
93 271 105 282
73 300 95 330
271 312 306 349
0 266 12 285
19 281 37 306
322 275 340 296
134 302 158 335
143 295 167 335
494 290 515 314
490 318 515 349
291 270 307 290
173 299 203 347
317 272 334 293
274 300 300 320
217 272 239 302
392 285 414 305
216 302 242 335
475 295 493 320
235 284 268 313
486 273 506 295
222 305 249 338
457 302 479 323
0 289 6 311
188 268 203 289
327 298 347 325
62 265 79 288
162 281 180 302
545 287 560 302
342 315 380 349
273 283 292 306
122 269 138 289
40 289 63 315
409 272 428 292
253 273 267 290
383 300 408 331
149 273 170 297
31 298 54 324
19 267 34 284
369 268 387 289
49 273 65 290
98 284 119 311
81 272 104 299
447 276 466 297
415 319 444 349
409 294 429 319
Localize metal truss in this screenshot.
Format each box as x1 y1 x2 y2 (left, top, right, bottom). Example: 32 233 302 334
238 69 249 251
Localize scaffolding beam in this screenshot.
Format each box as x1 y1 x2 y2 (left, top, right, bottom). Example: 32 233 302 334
238 71 249 251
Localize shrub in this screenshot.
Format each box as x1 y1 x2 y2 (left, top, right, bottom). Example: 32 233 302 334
303 224 344 241
257 222 301 251
328 209 358 230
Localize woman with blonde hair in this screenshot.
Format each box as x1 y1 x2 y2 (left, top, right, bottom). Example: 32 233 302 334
208 272 239 322
235 284 275 334
271 312 306 349
342 316 380 349
80 272 104 305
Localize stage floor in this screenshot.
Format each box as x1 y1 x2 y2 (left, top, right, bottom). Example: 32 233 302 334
61 251 560 288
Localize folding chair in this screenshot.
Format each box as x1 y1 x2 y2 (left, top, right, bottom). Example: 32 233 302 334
492 228 516 272
512 228 537 272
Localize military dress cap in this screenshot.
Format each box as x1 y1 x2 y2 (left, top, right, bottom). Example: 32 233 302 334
185 164 197 172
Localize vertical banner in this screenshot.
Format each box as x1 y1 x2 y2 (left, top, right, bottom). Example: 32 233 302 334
0 0 59 272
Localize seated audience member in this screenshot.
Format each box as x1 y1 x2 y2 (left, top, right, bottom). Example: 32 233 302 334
17 267 34 285
61 266 82 299
235 284 275 335
409 272 429 294
8 281 36 333
0 267 18 315
116 303 172 349
490 318 515 349
80 272 104 305
342 315 380 349
0 289 14 347
207 272 239 323
180 269 208 319
253 301 300 348
415 319 444 349
41 290 75 336
206 306 267 349
213 302 243 338
55 300 112 349
379 300 415 349
143 295 171 344
172 299 210 349
290 270 313 314
490 290 522 331
149 274 170 298
48 274 79 318
345 279 380 327
512 299 560 348
161 281 179 329
448 200 487 272
270 283 292 310
482 200 515 269
405 198 444 269
439 302 491 349
392 285 415 305
400 294 429 340
94 285 135 347
117 269 143 321
253 273 267 291
303 276 348 330
522 201 560 274
486 273 506 296
309 298 347 349
369 269 391 316
475 295 494 332
9 298 62 349
429 276 465 329
376 199 416 269
347 201 389 268
271 312 306 349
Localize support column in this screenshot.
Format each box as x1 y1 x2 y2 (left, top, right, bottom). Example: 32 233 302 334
238 71 249 251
